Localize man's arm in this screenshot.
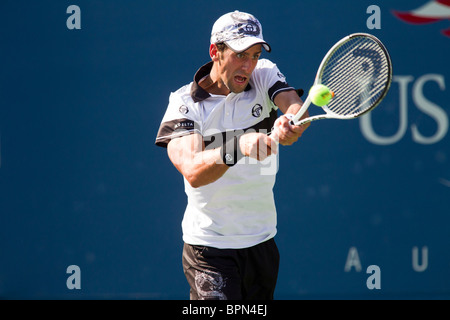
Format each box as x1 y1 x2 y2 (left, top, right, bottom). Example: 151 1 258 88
167 133 228 188
167 132 277 188
273 90 311 145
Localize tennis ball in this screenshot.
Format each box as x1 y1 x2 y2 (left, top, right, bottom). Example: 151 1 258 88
309 84 334 107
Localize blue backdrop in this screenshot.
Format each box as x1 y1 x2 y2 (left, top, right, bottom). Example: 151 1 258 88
0 0 449 299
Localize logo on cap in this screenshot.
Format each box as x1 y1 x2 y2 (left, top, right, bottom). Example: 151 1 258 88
231 11 261 37
210 11 271 52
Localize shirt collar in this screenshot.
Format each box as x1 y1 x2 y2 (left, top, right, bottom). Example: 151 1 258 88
190 61 252 103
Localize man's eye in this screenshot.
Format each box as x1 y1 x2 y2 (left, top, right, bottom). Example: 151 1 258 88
236 53 244 59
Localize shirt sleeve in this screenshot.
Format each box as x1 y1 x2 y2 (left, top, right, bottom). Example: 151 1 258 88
255 59 296 103
155 87 201 148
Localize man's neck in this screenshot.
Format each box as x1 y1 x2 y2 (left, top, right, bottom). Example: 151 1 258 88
198 66 230 96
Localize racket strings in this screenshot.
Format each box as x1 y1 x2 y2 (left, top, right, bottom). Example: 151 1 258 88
329 62 388 115
320 37 390 117
328 64 388 114
333 55 389 114
327 60 375 109
323 55 374 113
327 42 385 114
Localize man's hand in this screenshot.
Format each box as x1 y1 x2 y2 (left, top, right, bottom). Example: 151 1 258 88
272 114 310 146
239 132 278 161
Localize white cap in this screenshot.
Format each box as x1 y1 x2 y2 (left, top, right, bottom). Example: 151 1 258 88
210 11 271 53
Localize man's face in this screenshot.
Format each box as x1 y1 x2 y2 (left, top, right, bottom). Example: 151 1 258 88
215 44 262 94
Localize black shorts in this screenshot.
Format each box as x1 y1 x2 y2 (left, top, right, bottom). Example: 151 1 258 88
182 238 280 300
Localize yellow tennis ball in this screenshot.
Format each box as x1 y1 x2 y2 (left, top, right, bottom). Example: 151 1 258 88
309 84 334 107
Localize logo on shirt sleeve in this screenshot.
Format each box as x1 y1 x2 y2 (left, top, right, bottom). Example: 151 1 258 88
179 105 189 114
174 120 195 130
277 72 286 81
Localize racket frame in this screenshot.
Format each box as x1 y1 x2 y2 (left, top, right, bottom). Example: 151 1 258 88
290 33 393 126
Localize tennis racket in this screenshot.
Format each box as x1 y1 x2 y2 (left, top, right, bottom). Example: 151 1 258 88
282 33 392 128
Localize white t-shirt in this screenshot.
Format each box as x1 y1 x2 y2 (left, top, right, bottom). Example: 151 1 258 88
156 59 294 249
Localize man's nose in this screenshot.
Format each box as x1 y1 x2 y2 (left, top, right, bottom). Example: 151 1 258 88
241 58 251 72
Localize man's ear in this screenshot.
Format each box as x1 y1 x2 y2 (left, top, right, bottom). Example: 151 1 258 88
210 43 220 61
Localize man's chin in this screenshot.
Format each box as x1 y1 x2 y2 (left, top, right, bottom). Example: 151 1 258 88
229 83 248 94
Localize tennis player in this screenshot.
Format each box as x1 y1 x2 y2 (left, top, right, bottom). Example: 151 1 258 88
155 10 310 300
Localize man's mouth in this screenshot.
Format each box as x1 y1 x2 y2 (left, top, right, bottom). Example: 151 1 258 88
234 75 247 84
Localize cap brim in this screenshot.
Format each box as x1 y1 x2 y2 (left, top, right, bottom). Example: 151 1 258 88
225 37 271 53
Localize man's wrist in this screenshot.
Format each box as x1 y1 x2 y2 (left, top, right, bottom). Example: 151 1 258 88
220 135 244 167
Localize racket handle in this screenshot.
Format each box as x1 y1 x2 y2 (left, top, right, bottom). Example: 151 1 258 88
289 95 311 125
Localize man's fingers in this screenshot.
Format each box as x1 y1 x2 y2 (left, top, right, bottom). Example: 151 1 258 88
241 133 278 161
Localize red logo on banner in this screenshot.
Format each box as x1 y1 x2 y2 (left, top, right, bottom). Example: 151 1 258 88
392 0 450 37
